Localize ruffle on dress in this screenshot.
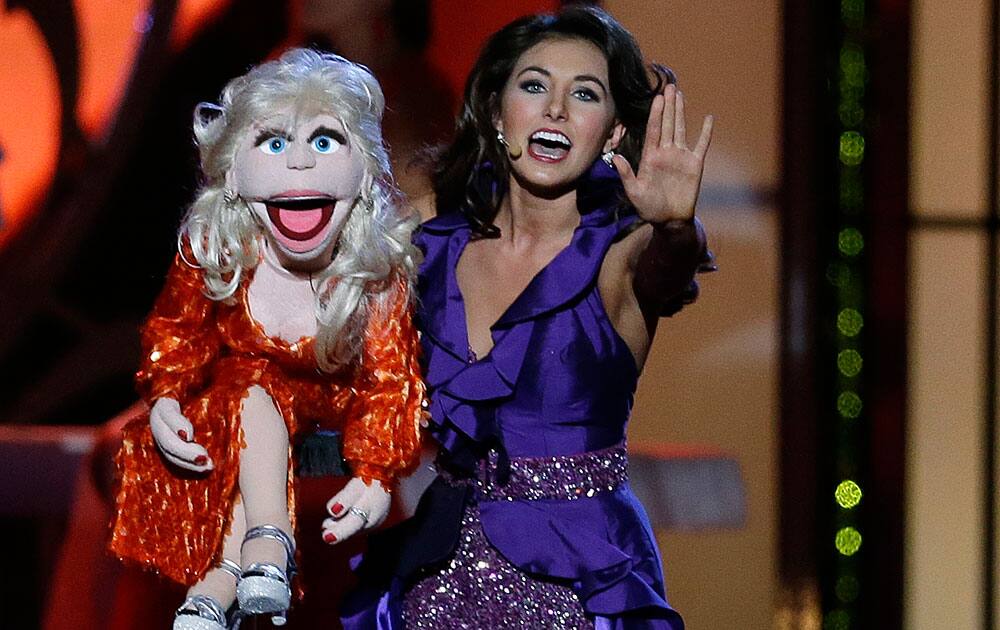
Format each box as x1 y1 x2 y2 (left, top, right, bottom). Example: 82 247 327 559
479 490 679 623
416 182 636 462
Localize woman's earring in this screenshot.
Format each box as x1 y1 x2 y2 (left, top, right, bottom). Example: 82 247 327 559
223 188 238 206
497 130 522 160
601 150 616 168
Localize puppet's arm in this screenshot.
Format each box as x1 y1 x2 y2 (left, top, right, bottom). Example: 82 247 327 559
137 253 219 402
322 274 426 542
138 251 221 470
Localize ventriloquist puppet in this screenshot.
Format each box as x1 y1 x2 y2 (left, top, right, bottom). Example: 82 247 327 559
109 48 425 629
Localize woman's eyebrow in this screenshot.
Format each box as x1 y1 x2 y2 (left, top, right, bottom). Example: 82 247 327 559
516 65 550 78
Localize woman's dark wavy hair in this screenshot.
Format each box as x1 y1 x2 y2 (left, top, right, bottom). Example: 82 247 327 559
431 5 671 236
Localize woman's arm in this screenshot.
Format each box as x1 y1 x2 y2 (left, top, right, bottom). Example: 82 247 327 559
600 85 714 368
631 217 710 315
610 83 713 316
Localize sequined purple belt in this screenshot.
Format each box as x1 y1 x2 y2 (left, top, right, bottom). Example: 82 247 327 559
439 442 629 502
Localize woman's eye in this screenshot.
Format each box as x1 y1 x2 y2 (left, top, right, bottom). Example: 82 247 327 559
520 80 545 94
573 88 600 102
258 136 287 155
311 135 341 154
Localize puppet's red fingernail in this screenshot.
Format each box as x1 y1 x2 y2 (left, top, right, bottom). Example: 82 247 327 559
331 503 343 514
323 532 337 543
178 430 189 441
194 455 207 465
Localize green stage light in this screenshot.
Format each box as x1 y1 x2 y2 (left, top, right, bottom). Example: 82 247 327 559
835 480 863 509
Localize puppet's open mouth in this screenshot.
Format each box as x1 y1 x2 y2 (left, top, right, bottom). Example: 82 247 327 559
265 196 336 242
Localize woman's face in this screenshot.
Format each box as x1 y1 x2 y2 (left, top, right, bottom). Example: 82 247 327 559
230 109 366 270
496 37 624 193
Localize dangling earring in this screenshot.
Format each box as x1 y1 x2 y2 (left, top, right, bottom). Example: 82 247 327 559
497 130 522 160
223 188 238 206
601 150 616 168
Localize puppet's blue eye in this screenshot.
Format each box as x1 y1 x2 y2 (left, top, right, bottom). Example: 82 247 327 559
311 135 340 154
259 137 286 155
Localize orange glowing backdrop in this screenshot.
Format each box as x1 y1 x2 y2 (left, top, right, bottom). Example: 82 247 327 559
0 0 555 250
0 5 62 250
0 0 226 250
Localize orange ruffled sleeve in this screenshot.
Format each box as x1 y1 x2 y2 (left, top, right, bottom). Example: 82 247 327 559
135 253 220 405
341 274 426 488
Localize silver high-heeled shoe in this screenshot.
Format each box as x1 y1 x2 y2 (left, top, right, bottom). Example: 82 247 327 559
173 559 241 630
235 525 297 626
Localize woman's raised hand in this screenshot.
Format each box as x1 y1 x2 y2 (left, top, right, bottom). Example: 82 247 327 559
149 397 213 472
611 83 713 224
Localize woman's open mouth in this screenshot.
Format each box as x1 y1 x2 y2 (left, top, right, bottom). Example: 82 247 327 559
264 194 337 253
527 129 572 162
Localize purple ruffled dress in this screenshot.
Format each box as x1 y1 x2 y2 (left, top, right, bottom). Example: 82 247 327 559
342 162 701 629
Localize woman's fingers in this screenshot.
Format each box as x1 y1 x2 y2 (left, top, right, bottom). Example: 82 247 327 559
612 153 636 185
694 114 715 159
674 90 687 149
660 84 676 149
644 93 663 150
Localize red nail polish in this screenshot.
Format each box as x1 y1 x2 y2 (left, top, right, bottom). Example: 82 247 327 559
331 503 343 515
178 430 189 441
194 455 207 465
323 532 337 543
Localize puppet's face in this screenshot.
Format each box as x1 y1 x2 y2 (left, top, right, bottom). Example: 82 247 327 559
230 110 366 271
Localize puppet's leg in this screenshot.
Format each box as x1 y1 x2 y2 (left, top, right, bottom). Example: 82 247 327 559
174 499 246 630
234 385 296 623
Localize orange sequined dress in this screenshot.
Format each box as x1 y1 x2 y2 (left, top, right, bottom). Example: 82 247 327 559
109 253 425 586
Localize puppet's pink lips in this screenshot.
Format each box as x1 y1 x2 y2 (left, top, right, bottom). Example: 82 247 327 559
264 195 335 242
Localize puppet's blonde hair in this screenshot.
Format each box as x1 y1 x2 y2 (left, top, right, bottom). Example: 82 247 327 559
180 48 419 372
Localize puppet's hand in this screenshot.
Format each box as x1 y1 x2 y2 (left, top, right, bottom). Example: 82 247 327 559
321 477 391 544
149 397 213 472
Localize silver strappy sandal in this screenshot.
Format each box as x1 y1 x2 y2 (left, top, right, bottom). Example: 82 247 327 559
173 559 241 630
235 525 297 626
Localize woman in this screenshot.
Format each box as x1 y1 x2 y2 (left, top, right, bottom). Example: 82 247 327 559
111 49 425 629
345 6 713 629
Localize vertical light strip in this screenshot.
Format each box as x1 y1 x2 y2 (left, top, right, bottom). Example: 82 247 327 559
825 1 867 628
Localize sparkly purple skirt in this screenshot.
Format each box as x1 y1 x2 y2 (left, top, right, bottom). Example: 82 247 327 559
341 443 683 630
403 445 628 628
403 500 594 628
